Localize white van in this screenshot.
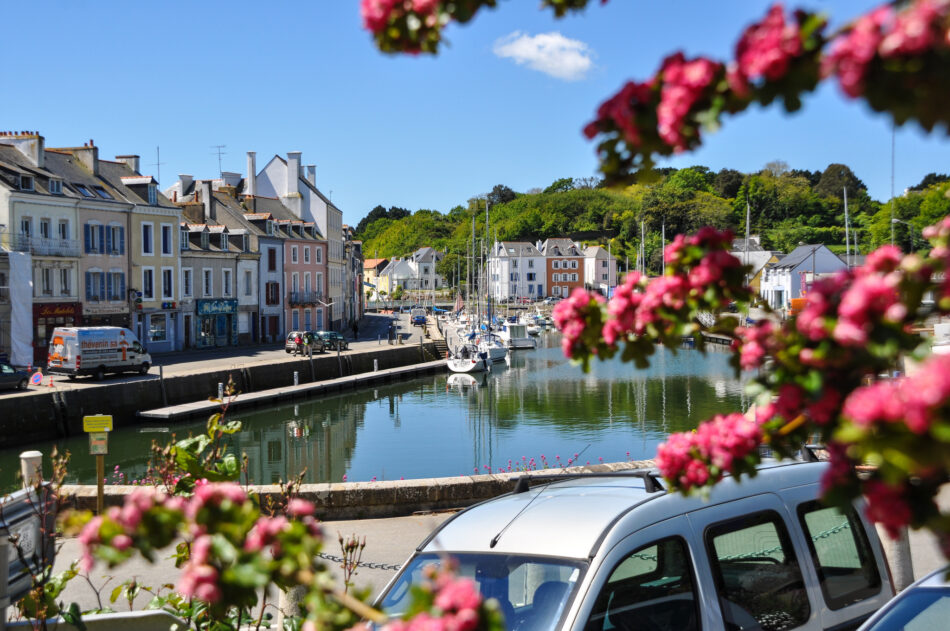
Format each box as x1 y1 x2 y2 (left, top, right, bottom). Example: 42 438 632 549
47 327 151 380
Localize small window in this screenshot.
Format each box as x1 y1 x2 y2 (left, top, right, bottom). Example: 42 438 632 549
291 246 298 263
553 260 560 269
147 184 157 205
93 185 113 199
304 247 311 263
798 501 881 610
180 229 189 250
706 511 810 631
19 175 34 191
315 248 322 263
162 225 173 255
49 180 63 195
74 183 94 198
220 233 227 250
182 269 193 297
585 537 698 631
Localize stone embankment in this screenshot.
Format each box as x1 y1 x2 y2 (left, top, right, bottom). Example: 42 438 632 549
0 342 444 448
63 459 654 520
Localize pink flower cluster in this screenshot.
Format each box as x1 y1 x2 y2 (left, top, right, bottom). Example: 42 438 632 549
834 271 903 347
656 53 722 150
732 320 775 370
924 216 950 302
383 569 485 631
552 288 604 357
824 0 950 97
656 413 762 491
796 272 851 341
843 353 950 434
361 0 441 34
179 534 222 602
78 488 169 571
583 80 654 146
733 4 805 83
185 481 248 523
863 479 913 539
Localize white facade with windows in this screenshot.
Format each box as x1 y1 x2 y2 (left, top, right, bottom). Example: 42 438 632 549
487 241 545 302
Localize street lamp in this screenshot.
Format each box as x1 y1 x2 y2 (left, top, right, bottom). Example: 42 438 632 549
891 218 922 250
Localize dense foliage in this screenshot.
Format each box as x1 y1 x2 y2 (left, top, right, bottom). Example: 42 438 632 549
356 168 950 279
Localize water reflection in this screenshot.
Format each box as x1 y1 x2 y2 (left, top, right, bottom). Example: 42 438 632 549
1 333 750 487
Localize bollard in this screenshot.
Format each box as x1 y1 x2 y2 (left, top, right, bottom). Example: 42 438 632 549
19 450 43 488
294 371 299 386
378 334 381 345
218 382 224 400
374 359 378 372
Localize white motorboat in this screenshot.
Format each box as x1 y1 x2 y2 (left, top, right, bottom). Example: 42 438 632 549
477 332 509 362
447 344 491 373
497 323 536 349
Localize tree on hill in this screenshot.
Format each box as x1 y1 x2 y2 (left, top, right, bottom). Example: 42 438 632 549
543 177 575 194
487 184 517 206
814 164 866 201
910 172 950 192
354 205 411 236
714 168 744 200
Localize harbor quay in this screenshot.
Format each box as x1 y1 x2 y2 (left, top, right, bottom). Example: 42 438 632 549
0 313 444 448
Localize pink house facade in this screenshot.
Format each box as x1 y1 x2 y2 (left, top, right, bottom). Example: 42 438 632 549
278 220 327 333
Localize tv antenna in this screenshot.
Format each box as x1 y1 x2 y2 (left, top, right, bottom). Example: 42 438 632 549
151 146 165 184
211 144 227 176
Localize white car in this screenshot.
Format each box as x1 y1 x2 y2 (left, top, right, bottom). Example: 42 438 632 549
856 565 950 631
377 461 895 631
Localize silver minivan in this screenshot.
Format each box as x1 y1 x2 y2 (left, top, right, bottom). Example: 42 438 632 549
377 461 894 631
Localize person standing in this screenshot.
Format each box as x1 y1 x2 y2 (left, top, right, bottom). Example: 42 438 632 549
352 321 359 341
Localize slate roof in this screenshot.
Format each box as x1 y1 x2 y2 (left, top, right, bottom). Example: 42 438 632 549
495 241 542 257
539 238 582 257
730 250 778 277
771 244 833 269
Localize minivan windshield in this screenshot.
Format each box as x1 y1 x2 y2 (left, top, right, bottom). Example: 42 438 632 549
380 553 586 631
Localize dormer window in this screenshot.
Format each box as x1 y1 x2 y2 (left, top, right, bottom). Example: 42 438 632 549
93 185 113 199
147 184 157 205
220 233 227 250
180 229 189 250
19 175 34 192
74 183 94 197
201 233 209 249
242 235 249 252
49 179 63 195
266 220 274 235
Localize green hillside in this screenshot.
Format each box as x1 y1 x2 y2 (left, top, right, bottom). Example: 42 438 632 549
356 167 950 281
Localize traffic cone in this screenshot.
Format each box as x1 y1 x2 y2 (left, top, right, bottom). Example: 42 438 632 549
48 376 54 388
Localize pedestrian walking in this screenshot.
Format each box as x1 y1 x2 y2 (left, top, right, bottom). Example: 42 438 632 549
352 321 359 341
294 333 303 356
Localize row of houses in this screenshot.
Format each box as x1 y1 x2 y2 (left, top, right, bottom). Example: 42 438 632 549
0 132 363 366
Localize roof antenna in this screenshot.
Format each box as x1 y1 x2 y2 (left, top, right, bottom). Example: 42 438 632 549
151 146 165 184
490 481 552 549
211 144 227 177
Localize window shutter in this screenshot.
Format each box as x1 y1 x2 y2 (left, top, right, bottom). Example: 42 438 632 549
99 272 106 299
105 226 113 253
119 273 126 298
98 225 105 254
118 227 125 254
85 271 91 299
84 224 91 253
106 272 114 300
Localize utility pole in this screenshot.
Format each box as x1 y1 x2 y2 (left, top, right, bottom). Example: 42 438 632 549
890 124 896 245
843 185 850 268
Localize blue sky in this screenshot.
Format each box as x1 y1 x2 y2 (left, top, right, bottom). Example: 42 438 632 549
4 1 948 228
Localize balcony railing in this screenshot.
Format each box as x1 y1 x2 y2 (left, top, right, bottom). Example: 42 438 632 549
5 234 81 257
288 290 324 306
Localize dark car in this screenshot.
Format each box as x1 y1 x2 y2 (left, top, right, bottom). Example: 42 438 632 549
0 362 29 391
315 330 349 351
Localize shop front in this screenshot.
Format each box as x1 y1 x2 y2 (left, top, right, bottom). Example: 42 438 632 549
135 307 179 354
33 302 82 366
196 299 238 348
83 304 132 330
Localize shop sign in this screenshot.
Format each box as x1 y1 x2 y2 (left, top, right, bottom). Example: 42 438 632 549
33 303 82 319
83 304 129 316
196 299 238 315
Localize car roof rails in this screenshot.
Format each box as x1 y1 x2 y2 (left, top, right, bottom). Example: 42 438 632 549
512 470 664 494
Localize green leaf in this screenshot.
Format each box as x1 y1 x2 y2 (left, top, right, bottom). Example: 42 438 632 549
110 584 124 603
62 602 86 630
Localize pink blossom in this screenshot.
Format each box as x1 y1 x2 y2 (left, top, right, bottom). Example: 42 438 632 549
864 479 912 539
287 498 315 517
656 413 762 491
823 6 893 97
734 4 805 82
178 563 220 601
360 0 399 34
656 53 722 150
434 577 482 612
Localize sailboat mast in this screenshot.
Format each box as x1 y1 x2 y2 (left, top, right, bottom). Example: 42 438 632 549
661 221 666 276
843 186 850 268
486 200 491 326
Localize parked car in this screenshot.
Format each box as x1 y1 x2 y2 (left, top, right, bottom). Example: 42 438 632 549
284 331 326 354
315 330 349 350
856 565 950 631
0 362 29 391
543 296 562 305
377 461 894 631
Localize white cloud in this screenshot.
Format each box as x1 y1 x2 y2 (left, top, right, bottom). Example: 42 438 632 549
492 31 594 81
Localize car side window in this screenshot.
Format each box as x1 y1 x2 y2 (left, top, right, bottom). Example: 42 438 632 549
797 500 881 610
1 364 13 374
132 341 143 353
706 510 810 631
585 537 699 631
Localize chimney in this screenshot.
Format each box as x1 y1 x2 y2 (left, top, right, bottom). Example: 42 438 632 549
306 164 316 186
178 174 193 196
71 142 99 176
286 151 301 195
6 132 45 168
246 151 257 197
115 154 141 174
199 180 215 223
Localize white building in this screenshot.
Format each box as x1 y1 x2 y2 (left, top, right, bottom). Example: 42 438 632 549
760 244 847 310
487 241 545 302
253 151 345 329
583 245 617 296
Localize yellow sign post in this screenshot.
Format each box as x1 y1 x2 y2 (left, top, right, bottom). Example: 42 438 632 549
83 415 113 514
